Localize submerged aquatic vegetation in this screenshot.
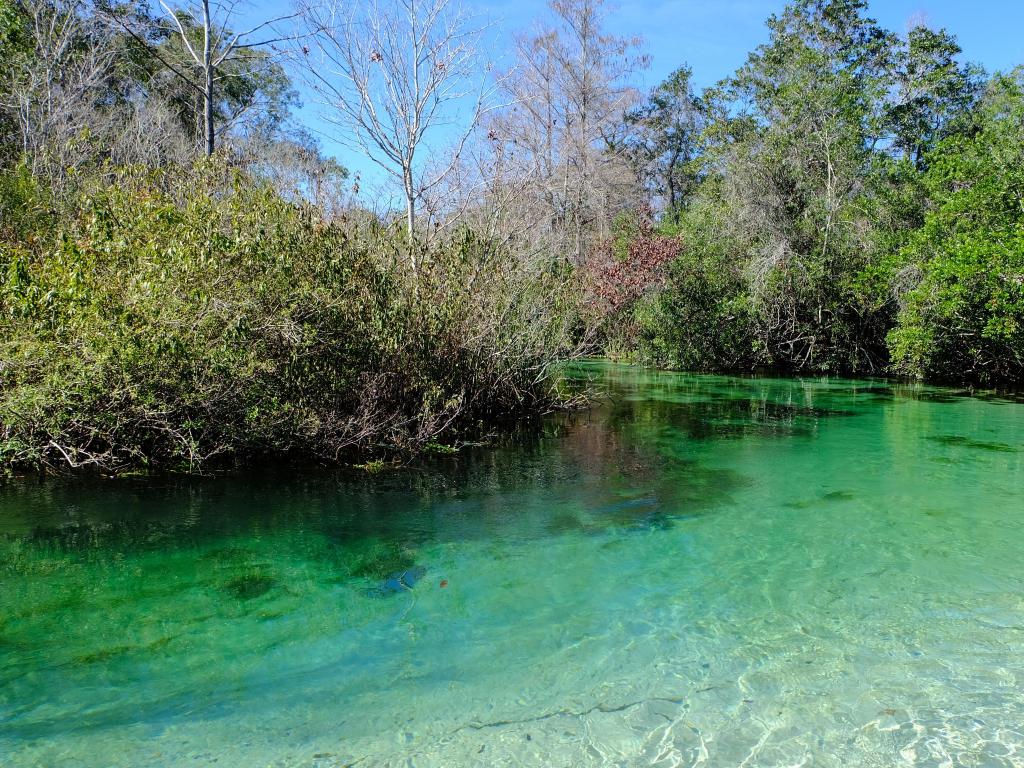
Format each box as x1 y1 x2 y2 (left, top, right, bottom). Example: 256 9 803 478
927 435 1018 452
224 573 277 601
349 542 419 580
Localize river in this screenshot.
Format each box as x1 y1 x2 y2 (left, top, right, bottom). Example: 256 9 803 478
2 362 1023 766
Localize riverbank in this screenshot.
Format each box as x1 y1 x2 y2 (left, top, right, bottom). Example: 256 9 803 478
0 163 586 476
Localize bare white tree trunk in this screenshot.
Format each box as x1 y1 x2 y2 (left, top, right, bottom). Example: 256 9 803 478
105 0 298 157
295 0 492 274
201 0 215 156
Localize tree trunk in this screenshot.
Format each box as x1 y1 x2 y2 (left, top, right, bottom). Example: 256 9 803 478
404 170 417 273
202 0 214 156
204 68 215 156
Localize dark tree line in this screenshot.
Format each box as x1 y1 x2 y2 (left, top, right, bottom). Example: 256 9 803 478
611 0 1022 384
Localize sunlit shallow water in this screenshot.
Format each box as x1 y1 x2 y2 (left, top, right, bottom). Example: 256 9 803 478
3 362 1024 767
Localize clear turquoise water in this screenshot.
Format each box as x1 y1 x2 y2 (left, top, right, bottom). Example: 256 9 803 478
3 362 1024 767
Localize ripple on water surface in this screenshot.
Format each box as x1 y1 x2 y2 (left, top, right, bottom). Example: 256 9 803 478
2 362 1024 767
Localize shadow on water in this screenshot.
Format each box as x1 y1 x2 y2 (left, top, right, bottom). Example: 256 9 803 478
927 434 1018 452
0 376 781 567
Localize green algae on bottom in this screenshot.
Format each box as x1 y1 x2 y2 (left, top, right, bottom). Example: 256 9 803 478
2 361 1024 768
223 573 277 600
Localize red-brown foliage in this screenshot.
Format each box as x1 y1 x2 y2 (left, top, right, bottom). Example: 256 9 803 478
584 220 682 316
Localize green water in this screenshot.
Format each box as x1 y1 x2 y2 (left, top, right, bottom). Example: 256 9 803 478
3 362 1024 767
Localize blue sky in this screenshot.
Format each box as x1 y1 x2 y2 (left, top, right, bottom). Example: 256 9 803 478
501 0 1024 92
271 0 1024 197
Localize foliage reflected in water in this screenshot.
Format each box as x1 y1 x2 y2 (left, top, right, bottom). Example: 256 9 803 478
927 435 1018 452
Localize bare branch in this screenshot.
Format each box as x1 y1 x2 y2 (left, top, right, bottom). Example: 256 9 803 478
150 0 301 154
293 0 493 270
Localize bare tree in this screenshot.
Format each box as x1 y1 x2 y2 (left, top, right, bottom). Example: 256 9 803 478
243 131 352 217
108 93 194 167
295 0 491 271
1 0 115 177
108 0 297 156
491 0 647 264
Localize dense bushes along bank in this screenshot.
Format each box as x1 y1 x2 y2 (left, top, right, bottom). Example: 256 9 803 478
0 163 584 474
599 6 1024 387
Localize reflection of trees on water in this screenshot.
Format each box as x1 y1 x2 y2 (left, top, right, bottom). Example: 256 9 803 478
3 367 901 564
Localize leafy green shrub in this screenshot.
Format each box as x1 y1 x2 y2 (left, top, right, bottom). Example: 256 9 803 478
888 72 1024 383
636 263 763 372
629 199 767 371
0 161 581 473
